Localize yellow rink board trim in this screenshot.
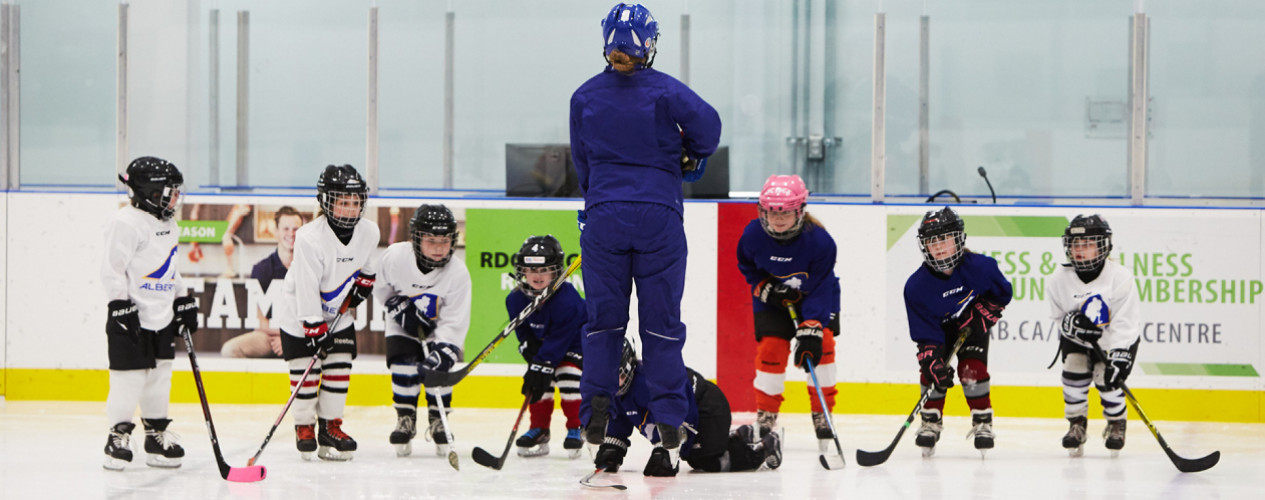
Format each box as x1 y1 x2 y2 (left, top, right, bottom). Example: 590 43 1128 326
3 368 1261 423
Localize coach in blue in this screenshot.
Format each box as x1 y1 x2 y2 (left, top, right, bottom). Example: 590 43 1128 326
570 2 721 477
904 207 1012 458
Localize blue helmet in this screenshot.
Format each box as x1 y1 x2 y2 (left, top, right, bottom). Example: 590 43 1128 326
601 3 658 65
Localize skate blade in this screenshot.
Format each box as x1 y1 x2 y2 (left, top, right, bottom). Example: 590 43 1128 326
145 455 183 468
103 457 130 471
1067 446 1084 458
300 451 314 461
435 444 450 457
920 446 936 458
394 442 412 457
1110 449 1120 458
317 446 355 461
516 445 550 458
566 448 583 459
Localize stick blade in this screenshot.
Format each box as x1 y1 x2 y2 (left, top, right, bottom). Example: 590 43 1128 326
226 465 267 483
448 451 460 471
1170 449 1220 473
855 448 893 467
471 446 504 470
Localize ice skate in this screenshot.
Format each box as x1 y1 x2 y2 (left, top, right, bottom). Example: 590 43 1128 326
915 411 942 458
427 412 451 457
563 428 584 459
755 410 778 444
757 426 783 471
515 428 550 457
103 422 135 471
317 418 357 461
967 413 995 457
1104 419 1126 457
1063 416 1088 457
643 423 682 477
389 409 417 457
811 412 835 453
141 418 184 468
295 424 317 461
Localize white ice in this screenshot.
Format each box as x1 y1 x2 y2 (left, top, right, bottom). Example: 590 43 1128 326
0 398 1259 499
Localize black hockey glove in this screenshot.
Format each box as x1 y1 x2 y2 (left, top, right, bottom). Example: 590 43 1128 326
522 361 555 403
173 296 199 335
594 438 629 472
384 295 436 338
302 319 334 353
945 294 1004 337
106 299 141 339
754 279 803 308
1103 349 1134 390
916 343 954 391
1059 310 1102 345
793 321 825 372
518 337 541 363
422 342 461 372
346 273 375 309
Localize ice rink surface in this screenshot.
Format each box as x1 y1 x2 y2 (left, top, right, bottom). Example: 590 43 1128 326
0 399 1259 499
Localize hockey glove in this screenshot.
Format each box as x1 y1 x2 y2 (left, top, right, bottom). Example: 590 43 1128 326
522 361 555 403
518 337 541 363
1103 349 1134 390
577 210 587 233
384 295 436 338
753 279 803 308
302 319 334 353
916 343 955 391
792 321 825 372
106 299 141 339
173 296 199 335
681 155 708 183
346 272 376 309
1059 310 1102 346
946 295 1004 337
422 342 461 372
594 438 629 472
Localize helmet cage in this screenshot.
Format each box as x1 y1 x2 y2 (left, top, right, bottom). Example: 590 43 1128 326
1063 234 1112 273
411 228 458 269
513 236 565 297
318 189 367 229
918 231 965 273
758 206 805 241
616 339 638 396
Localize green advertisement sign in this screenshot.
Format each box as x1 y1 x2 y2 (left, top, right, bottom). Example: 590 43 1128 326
177 220 229 243
463 208 583 365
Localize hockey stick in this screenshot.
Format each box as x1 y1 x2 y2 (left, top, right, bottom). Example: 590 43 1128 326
245 299 351 466
471 393 533 470
421 340 461 470
422 256 582 387
855 327 971 467
579 465 627 490
179 324 267 482
1089 342 1220 473
785 306 846 470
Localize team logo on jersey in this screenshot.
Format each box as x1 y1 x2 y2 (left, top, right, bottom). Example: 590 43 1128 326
143 246 179 280
1080 294 1111 329
412 293 440 320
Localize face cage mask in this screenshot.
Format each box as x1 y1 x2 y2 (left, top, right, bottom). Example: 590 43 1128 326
918 231 965 273
616 360 637 396
135 184 182 221
1063 234 1111 273
320 190 366 229
412 231 456 269
514 263 562 297
758 207 805 241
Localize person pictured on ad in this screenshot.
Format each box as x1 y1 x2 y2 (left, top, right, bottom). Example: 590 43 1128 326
571 2 722 477
221 206 305 358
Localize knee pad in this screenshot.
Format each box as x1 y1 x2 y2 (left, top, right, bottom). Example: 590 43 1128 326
958 358 990 385
1063 352 1089 374
755 337 790 374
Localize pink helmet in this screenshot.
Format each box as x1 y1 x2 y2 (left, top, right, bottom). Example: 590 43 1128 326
758 174 808 240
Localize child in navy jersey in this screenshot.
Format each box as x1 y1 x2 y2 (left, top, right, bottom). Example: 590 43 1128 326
736 174 842 454
903 206 1012 457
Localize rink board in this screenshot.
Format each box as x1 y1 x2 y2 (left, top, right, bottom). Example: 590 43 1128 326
0 192 1261 421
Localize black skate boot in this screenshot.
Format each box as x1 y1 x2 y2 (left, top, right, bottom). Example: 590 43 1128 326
643 423 682 477
755 410 778 443
427 411 451 457
103 422 136 471
1063 416 1088 457
812 412 835 453
141 418 184 468
915 411 942 457
317 418 357 461
968 412 995 457
295 424 317 461
757 426 783 471
1104 419 1126 457
389 409 417 457
515 428 550 457
563 428 583 459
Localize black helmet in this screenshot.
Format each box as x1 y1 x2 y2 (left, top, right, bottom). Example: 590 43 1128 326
316 164 367 229
513 235 565 296
410 204 459 269
916 206 966 273
616 338 638 396
119 156 183 221
1063 214 1113 273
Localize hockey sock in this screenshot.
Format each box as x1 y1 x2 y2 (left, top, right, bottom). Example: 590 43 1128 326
317 353 353 420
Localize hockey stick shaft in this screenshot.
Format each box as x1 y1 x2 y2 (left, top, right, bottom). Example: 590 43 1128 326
786 306 845 470
473 393 533 470
180 325 267 482
1089 342 1220 473
855 327 970 467
423 256 582 387
246 300 350 466
422 341 461 470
